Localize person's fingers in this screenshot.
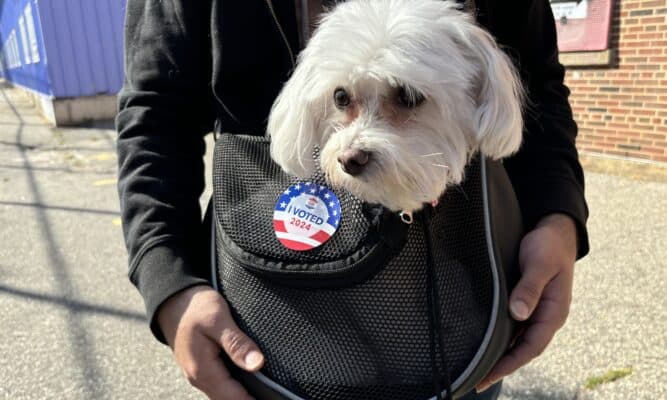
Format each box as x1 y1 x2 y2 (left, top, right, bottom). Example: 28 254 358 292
218 325 265 372
177 330 255 400
477 270 574 392
509 257 559 321
160 287 262 399
476 215 578 393
206 301 265 372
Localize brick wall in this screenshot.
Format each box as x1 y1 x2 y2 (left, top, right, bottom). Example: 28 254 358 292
564 0 667 163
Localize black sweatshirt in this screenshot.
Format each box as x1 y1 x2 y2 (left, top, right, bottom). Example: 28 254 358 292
116 0 590 342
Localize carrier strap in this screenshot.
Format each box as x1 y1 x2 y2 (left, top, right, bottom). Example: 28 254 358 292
422 210 454 400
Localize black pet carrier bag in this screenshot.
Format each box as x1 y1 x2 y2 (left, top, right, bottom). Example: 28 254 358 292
209 133 523 400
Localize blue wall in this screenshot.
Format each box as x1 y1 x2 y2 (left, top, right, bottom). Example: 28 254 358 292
0 0 126 98
38 0 125 98
0 0 51 95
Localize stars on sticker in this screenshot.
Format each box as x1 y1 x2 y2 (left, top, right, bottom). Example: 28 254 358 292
276 182 342 230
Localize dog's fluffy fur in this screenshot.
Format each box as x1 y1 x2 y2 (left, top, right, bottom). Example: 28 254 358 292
268 0 524 212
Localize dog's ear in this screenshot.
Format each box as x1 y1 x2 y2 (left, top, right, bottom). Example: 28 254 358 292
459 23 524 159
267 55 326 178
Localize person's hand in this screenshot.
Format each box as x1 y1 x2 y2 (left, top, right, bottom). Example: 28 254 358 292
157 285 264 400
476 213 578 392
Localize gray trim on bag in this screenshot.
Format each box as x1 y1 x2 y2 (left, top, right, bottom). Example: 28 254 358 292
211 209 218 291
253 373 309 400
437 157 500 398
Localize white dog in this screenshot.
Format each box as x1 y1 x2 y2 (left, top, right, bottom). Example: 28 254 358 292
268 0 524 213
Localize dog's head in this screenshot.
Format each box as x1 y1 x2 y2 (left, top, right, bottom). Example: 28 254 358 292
268 0 524 212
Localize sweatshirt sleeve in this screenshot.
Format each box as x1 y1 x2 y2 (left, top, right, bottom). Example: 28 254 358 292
116 0 214 343
501 0 590 259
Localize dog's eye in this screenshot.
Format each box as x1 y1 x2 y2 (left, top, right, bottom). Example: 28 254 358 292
397 86 425 108
334 88 351 109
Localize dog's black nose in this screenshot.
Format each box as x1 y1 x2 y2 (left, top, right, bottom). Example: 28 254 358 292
338 149 370 176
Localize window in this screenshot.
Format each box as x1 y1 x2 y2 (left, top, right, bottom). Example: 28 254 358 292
550 0 614 66
24 3 40 64
8 31 22 69
19 16 31 65
13 31 22 68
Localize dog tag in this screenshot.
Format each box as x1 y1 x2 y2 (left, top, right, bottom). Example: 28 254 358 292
273 182 341 251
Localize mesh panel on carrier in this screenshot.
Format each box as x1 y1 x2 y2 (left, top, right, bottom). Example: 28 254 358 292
213 134 495 400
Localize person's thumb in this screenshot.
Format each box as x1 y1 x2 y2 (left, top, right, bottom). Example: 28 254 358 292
216 317 265 372
509 264 551 321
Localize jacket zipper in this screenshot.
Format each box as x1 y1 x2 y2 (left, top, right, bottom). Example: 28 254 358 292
265 0 296 68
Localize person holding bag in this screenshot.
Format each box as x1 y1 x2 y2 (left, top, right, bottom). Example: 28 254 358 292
116 1 589 399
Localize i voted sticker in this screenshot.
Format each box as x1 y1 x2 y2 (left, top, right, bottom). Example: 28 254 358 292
273 182 341 251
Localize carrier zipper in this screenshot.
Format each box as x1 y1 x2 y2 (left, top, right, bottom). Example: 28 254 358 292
265 0 296 69
421 208 453 400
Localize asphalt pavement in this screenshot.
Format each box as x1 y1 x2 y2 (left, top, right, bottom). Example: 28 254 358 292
1 83 665 399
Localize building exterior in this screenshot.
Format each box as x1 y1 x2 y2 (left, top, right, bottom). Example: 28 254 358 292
556 0 667 164
0 0 125 125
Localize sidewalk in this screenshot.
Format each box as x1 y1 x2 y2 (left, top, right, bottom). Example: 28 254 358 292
1 83 665 399
0 84 204 400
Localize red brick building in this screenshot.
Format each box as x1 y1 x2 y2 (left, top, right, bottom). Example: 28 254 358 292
557 0 667 164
